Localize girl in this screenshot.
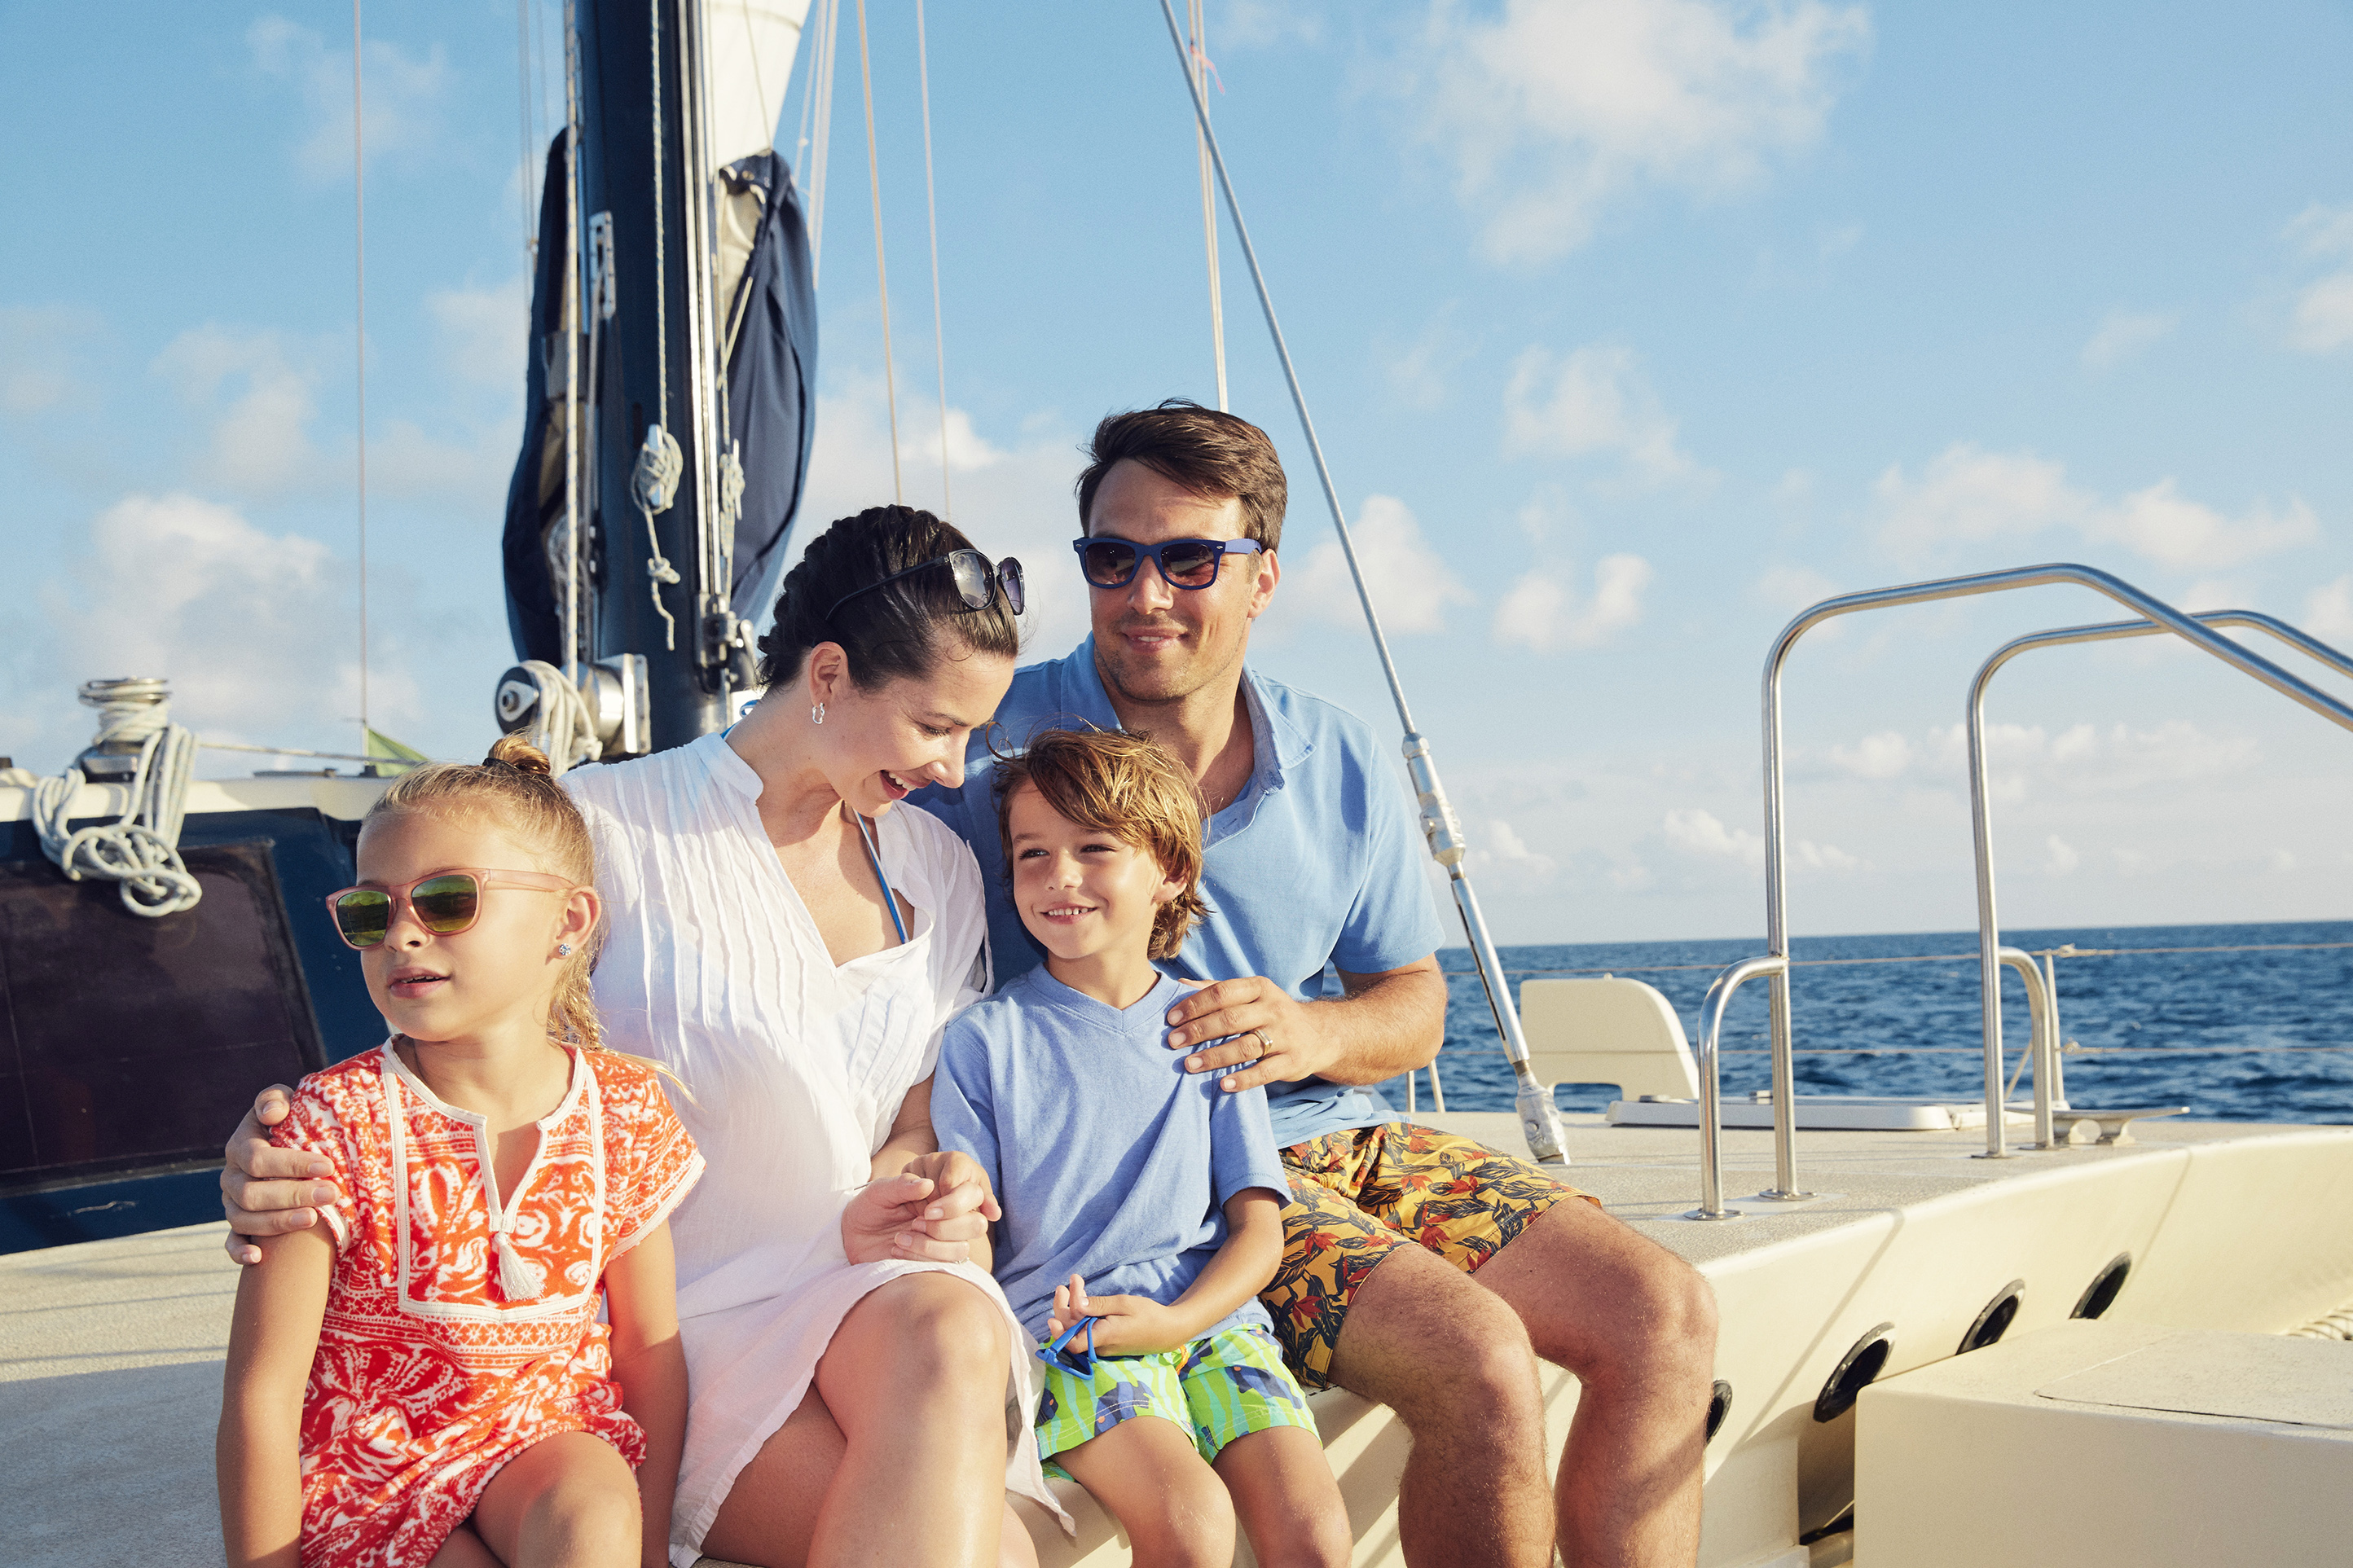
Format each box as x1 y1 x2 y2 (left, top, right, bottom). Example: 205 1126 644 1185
217 736 702 1568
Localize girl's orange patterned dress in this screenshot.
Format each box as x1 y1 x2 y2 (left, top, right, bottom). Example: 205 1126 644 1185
270 1043 702 1566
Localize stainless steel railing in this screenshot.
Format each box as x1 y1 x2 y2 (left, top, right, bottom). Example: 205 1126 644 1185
1684 945 2052 1219
1722 564 2353 1205
1968 608 2353 1153
1687 955 1784 1219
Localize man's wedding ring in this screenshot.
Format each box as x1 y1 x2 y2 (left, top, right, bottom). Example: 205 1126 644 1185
1250 1028 1273 1062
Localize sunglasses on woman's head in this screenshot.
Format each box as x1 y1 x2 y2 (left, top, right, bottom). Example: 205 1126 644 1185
324 869 575 950
825 549 1024 625
1071 535 1264 591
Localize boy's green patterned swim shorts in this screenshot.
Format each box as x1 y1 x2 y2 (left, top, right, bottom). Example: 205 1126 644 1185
1034 1321 1315 1478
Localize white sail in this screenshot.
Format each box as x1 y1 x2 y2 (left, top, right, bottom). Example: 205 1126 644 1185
702 0 813 172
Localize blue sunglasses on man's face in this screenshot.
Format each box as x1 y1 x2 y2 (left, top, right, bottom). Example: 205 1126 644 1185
1071 535 1264 591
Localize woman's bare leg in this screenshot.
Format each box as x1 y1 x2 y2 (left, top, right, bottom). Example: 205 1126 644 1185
466 1430 640 1568
702 1273 1014 1568
700 1386 848 1566
427 1522 505 1568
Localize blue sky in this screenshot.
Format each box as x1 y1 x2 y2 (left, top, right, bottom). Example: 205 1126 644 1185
5 0 2351 943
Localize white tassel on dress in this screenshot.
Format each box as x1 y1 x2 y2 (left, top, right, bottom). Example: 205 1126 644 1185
495 1230 548 1301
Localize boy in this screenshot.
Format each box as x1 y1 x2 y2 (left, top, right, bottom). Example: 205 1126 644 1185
930 728 1351 1568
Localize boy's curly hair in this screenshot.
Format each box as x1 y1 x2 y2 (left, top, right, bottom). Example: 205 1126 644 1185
992 726 1211 960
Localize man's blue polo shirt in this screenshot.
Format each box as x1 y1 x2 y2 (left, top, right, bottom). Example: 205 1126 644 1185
912 637 1449 1147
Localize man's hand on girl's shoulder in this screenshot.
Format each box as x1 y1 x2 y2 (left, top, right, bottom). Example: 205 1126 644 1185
221 1084 346 1266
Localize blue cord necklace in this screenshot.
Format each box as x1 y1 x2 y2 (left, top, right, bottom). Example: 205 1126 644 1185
847 803 908 946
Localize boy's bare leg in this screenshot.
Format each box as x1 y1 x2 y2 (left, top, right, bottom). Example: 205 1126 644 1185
1326 1244 1554 1568
468 1430 640 1568
1471 1201 1716 1568
1054 1416 1234 1568
1211 1426 1350 1568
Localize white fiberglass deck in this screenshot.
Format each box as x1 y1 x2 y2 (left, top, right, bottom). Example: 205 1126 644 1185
9 1112 2351 1568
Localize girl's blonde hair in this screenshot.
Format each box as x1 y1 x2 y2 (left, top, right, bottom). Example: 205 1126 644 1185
367 733 605 1051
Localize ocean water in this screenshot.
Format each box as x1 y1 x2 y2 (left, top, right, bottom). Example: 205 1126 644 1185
1383 920 2353 1126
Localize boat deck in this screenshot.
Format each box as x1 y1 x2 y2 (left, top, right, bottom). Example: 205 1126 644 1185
11 1112 2349 1567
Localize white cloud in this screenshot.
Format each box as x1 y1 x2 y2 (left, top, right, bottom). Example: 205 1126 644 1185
1414 0 1871 264
248 15 450 182
1493 553 1652 651
427 279 528 390
2305 574 2353 644
1469 816 1559 880
2087 479 2316 572
791 379 1092 658
1873 442 2320 571
1 305 102 415
1503 345 1693 477
1662 806 1859 872
151 326 327 498
1383 305 1476 411
1753 563 1840 613
33 493 421 749
2081 308 2177 371
1220 0 1326 47
1830 730 1911 780
1663 806 1760 864
1929 716 2257 798
2044 834 2080 876
1292 494 1474 635
2285 204 2353 354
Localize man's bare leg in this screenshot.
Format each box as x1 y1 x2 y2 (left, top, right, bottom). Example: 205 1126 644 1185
1473 1200 1717 1568
1326 1244 1554 1568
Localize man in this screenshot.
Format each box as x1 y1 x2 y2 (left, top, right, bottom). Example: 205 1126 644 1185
917 401 1717 1568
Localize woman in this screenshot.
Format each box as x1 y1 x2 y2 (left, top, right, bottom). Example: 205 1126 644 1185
224 506 1059 1568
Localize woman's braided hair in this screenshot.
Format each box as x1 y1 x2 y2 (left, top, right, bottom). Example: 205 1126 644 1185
755 504 1021 690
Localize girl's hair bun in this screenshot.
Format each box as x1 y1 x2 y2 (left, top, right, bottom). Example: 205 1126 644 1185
483 733 555 776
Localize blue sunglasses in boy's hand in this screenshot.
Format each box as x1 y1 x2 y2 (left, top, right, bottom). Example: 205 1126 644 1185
1036 1314 1101 1375
1071 535 1264 591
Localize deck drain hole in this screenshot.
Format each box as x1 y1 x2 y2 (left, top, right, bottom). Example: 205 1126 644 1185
1705 1379 1733 1443
1813 1323 1893 1424
2072 1254 2131 1320
1959 1279 2025 1354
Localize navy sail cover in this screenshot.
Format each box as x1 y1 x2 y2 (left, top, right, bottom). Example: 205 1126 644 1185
500 142 818 666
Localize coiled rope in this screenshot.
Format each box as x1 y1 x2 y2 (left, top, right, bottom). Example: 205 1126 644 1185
31 679 203 918
507 661 605 775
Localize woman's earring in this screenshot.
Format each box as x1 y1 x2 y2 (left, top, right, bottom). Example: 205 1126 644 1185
811 701 825 725
556 943 573 957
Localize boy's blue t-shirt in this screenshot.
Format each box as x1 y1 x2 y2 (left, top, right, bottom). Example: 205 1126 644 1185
913 638 1450 1148
930 967 1295 1343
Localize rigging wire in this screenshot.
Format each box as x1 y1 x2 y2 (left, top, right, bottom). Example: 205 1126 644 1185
854 0 903 503
561 0 583 675
632 0 684 651
351 0 371 752
517 0 536 263
1444 940 2353 979
807 0 842 285
915 0 952 516
1186 0 1227 411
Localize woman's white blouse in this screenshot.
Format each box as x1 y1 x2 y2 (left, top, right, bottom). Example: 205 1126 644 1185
566 734 1063 1560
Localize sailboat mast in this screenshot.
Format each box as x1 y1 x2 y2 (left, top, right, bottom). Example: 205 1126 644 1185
574 0 723 749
